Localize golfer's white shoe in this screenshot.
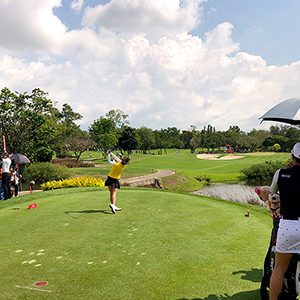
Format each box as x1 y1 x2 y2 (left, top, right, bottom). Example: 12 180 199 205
114 206 122 211
109 204 116 214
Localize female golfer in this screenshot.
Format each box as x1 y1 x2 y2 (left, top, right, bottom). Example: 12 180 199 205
269 142 300 300
105 150 130 214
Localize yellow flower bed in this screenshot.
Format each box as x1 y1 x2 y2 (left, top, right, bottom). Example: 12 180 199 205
41 175 105 191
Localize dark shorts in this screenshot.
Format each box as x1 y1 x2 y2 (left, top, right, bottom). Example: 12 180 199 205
105 176 120 189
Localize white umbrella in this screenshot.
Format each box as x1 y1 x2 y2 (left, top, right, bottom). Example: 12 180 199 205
259 98 300 125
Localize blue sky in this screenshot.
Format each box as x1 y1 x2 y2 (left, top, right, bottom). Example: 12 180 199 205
197 0 300 66
0 0 300 132
53 0 300 66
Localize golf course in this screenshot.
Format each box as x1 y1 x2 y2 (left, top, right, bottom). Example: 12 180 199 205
0 150 291 299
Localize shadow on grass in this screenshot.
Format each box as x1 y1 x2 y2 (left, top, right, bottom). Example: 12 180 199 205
65 209 112 218
232 268 263 283
177 268 263 299
177 288 260 299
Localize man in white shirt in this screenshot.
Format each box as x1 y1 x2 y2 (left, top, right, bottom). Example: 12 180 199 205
2 152 11 200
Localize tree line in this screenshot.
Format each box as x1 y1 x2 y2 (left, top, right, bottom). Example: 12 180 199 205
1 88 299 162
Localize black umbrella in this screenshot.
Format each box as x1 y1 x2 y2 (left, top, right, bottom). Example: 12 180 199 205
10 154 30 164
259 98 300 125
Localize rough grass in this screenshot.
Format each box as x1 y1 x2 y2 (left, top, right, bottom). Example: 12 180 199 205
0 187 272 300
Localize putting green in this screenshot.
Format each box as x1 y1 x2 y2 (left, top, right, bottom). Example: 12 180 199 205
0 188 272 299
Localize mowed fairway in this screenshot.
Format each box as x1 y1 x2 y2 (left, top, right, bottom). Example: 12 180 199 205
77 150 290 180
0 187 271 299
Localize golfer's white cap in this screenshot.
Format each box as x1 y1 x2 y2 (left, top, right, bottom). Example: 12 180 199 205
291 142 300 159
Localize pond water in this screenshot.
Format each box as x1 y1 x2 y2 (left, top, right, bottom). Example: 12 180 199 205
192 183 267 207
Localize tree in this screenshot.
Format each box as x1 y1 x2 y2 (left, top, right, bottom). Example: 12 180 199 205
119 126 138 156
263 135 289 151
180 130 194 149
248 129 271 144
36 147 54 162
240 135 259 152
65 130 96 163
285 126 300 139
189 125 197 134
269 125 289 136
273 143 281 152
285 127 300 151
191 133 202 151
166 127 183 148
200 125 218 152
89 117 116 145
0 88 62 161
98 133 118 154
60 103 82 128
154 129 172 154
225 126 243 150
137 126 155 153
228 125 242 134
206 132 219 153
0 88 25 153
105 109 130 128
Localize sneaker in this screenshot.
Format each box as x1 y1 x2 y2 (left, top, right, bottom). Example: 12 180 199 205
114 206 122 211
109 204 116 214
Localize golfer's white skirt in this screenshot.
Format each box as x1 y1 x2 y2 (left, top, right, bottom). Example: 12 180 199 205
276 219 300 253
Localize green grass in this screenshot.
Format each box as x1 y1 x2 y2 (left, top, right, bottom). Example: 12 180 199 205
75 150 290 192
72 165 155 179
0 188 272 299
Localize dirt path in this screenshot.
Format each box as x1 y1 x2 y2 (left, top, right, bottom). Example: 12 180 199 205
18 190 43 196
122 169 176 184
82 158 107 167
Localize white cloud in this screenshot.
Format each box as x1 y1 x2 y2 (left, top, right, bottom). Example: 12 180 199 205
205 22 239 54
71 0 84 12
0 0 300 133
82 0 204 41
0 0 66 53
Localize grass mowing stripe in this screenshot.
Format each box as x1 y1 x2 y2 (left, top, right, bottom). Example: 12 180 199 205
0 188 272 299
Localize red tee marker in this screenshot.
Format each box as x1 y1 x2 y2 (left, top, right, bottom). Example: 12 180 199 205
34 281 48 287
28 203 36 210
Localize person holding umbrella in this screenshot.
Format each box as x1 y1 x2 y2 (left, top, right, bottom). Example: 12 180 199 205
2 152 11 200
269 142 300 300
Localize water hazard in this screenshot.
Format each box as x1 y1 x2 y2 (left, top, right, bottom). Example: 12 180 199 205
192 183 267 207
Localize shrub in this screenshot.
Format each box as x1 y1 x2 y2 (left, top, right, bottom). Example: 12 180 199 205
36 147 54 162
194 174 212 185
41 175 105 191
240 160 287 183
52 158 95 168
55 149 72 159
23 162 72 184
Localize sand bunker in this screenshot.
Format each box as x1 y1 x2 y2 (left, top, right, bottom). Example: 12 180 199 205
197 154 245 160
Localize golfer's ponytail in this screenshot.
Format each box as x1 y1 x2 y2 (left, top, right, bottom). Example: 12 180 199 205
121 157 130 164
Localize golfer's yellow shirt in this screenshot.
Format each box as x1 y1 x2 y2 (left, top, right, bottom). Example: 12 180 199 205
108 162 126 179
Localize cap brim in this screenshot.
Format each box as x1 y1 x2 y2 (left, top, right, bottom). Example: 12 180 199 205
291 150 300 159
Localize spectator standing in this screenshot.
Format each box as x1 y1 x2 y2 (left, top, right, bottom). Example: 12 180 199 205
2 152 11 200
10 166 21 197
269 142 300 299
